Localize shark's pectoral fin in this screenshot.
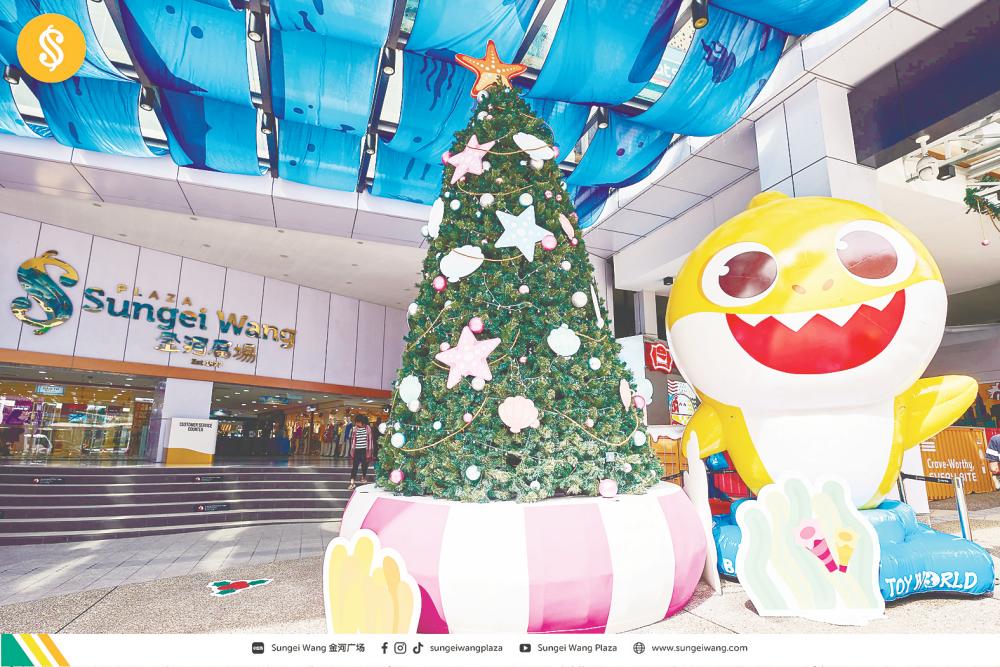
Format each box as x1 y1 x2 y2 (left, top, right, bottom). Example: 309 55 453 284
682 405 725 458
897 375 978 448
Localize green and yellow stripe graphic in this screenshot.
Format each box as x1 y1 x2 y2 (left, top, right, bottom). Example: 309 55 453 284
1 634 68 667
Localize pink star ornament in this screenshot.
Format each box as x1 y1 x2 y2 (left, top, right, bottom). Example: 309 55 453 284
435 326 501 389
447 135 496 184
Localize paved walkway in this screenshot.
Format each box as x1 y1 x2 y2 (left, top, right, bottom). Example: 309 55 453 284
0 521 341 606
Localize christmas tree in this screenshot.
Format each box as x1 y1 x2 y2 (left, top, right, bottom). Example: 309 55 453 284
376 42 662 502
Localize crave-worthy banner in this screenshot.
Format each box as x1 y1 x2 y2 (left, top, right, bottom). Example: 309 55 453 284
0 213 405 390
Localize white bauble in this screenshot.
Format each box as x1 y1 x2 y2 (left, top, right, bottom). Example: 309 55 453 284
439 245 484 281
482 160 491 171
632 431 647 447
420 225 429 237
480 193 495 207
465 465 481 482
390 432 405 448
378 422 387 434
407 400 420 412
397 375 422 403
560 260 571 271
471 377 486 391
530 480 541 491
519 192 533 206
571 291 588 308
433 421 442 430
589 357 601 370
477 111 488 121
407 302 418 316
530 158 544 170
449 199 461 211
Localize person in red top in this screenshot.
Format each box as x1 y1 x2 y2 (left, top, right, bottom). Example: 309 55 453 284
348 415 375 489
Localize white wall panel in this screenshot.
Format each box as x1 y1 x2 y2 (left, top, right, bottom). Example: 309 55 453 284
325 294 359 386
0 213 40 351
17 225 92 356
123 248 182 365
355 301 385 389
74 237 140 361
254 278 298 379
291 286 331 382
168 259 226 369
381 307 407 390
217 268 264 376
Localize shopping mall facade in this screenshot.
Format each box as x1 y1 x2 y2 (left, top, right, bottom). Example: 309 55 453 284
0 214 405 465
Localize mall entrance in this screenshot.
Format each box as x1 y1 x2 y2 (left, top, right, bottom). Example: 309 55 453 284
210 381 388 462
0 361 389 465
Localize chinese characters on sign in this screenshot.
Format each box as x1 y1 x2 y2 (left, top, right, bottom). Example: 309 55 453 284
644 341 673 373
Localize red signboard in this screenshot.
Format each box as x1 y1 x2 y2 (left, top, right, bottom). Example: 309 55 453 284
645 341 673 373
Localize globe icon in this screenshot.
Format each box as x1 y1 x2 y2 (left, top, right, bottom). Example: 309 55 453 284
633 641 646 654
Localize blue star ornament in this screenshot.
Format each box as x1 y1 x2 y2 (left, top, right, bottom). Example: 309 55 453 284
494 205 549 261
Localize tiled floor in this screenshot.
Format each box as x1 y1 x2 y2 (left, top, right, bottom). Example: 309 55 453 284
0 521 341 606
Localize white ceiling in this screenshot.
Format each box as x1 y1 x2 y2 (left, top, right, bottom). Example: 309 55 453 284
0 187 426 310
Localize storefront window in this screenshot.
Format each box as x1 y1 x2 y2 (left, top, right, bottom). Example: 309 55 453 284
0 364 155 462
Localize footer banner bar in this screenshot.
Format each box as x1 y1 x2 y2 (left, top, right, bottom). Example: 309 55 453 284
2 633 997 667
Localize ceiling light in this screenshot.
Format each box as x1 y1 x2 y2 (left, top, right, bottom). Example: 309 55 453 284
594 106 609 130
364 133 377 156
248 10 265 42
260 111 274 136
380 46 397 75
3 65 20 85
692 0 709 29
139 86 156 112
937 164 956 181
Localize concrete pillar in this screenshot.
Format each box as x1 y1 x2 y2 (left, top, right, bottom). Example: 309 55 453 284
148 378 214 463
756 79 881 208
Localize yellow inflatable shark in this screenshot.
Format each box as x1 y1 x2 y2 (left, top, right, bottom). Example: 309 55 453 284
667 193 976 508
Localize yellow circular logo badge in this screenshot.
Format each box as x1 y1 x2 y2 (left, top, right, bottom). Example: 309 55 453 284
16 14 87 83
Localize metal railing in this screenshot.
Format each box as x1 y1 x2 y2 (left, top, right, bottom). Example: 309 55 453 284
898 472 974 541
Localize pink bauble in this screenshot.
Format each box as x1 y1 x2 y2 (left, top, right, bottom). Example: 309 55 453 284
556 195 563 201
519 356 527 364
599 479 618 498
570 238 579 246
463 412 474 424
468 317 484 333
495 177 503 184
633 395 647 410
432 275 447 292
440 342 451 352
541 235 557 251
544 190 553 199
518 284 529 294
552 145 560 159
585 418 595 428
441 151 452 165
389 469 404 484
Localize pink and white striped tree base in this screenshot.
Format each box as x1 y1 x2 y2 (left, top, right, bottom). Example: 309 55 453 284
340 482 707 634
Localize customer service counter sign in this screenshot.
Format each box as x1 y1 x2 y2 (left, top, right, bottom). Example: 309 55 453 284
0 215 406 390
164 418 219 465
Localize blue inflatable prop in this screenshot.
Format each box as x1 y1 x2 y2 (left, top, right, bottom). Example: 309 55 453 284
712 498 996 601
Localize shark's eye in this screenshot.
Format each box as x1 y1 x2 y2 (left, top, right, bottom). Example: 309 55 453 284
702 242 777 307
835 221 916 286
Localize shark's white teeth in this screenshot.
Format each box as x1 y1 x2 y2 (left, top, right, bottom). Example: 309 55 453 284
734 313 769 326
772 311 814 332
865 293 894 311
818 303 861 327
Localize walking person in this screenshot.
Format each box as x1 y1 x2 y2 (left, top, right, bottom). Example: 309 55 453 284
348 415 374 490
987 430 1000 490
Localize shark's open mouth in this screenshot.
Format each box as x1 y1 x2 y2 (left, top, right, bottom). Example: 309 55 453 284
725 290 905 374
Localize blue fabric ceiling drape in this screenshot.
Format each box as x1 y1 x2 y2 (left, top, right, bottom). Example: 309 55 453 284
370 51 475 204
269 0 392 190
636 7 786 136
567 112 673 187
0 0 155 155
529 0 682 105
406 0 539 61
712 0 867 35
0 81 35 137
28 77 155 156
525 98 589 160
118 0 258 172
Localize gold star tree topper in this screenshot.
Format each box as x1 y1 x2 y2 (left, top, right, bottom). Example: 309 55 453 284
455 40 527 98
